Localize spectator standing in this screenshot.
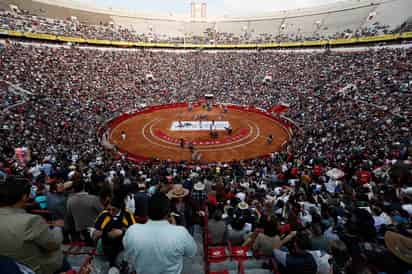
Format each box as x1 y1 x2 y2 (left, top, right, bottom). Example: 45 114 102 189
0 176 69 274
123 192 197 274
64 180 103 244
273 232 331 274
168 184 195 234
134 182 149 222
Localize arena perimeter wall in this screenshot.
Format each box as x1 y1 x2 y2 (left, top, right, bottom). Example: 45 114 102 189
1 28 411 49
98 102 295 163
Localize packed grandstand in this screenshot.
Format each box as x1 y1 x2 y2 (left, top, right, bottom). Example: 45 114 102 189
0 0 411 274
0 0 411 45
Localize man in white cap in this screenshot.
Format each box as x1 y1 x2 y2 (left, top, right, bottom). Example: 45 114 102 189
191 182 207 205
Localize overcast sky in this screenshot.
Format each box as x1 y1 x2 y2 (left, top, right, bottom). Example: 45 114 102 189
75 0 342 16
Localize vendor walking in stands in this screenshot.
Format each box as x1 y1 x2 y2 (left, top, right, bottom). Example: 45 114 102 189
95 195 136 272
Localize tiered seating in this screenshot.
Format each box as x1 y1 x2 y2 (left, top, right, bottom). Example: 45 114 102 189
148 19 183 38
0 81 25 110
320 5 376 38
203 211 277 274
0 0 411 44
363 0 412 33
111 16 149 34
25 205 96 274
210 23 241 43
248 19 283 42
282 13 326 41
184 21 214 38
0 0 112 25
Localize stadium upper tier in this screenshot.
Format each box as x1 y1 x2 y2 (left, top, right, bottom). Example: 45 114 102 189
0 0 411 44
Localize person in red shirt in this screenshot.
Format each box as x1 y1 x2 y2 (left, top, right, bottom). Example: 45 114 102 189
290 167 299 178
313 165 322 177
357 170 372 185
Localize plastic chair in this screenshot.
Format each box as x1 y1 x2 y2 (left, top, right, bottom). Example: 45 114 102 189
228 244 249 273
207 246 238 274
229 242 277 274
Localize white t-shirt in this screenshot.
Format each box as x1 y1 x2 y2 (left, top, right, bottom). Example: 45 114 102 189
125 194 136 214
402 204 412 215
29 164 41 178
235 192 246 202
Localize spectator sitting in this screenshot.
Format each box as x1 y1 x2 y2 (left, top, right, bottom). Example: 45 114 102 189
95 194 136 271
246 215 283 256
0 176 70 274
328 240 349 274
309 223 330 252
226 212 251 245
123 192 197 274
273 231 331 274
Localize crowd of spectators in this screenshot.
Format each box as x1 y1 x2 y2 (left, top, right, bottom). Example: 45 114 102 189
0 81 25 109
0 9 402 44
0 39 411 274
0 10 152 42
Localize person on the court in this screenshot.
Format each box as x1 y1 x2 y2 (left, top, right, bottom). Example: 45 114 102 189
180 138 185 149
192 151 202 162
267 134 273 144
225 126 233 135
121 131 126 141
188 141 194 153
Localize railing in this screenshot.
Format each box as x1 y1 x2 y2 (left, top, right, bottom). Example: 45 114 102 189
1 28 412 49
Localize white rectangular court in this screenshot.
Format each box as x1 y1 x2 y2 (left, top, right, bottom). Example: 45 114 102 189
170 121 230 131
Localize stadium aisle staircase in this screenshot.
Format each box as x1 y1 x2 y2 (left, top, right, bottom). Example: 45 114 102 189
182 226 205 274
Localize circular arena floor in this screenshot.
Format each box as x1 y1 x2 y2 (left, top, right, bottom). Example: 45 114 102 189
108 104 292 163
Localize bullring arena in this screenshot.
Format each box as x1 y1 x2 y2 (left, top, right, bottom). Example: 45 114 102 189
1 0 412 273
107 103 293 162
